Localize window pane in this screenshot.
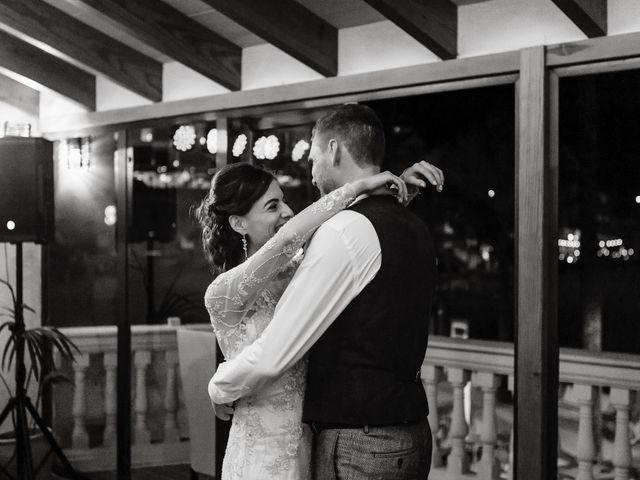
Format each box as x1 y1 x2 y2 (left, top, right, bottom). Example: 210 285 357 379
370 85 516 341
559 71 640 354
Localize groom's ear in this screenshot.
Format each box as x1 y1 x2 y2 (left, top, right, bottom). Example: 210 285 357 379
328 138 340 167
228 215 247 235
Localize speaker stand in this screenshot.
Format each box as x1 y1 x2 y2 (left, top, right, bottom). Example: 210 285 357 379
0 243 89 480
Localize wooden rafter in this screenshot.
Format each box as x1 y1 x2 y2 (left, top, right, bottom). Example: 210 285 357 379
0 30 95 110
551 0 607 37
201 0 337 77
0 72 39 117
75 0 241 91
0 0 162 101
362 0 457 60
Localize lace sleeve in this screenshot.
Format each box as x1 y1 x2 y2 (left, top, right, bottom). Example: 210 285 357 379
204 183 357 328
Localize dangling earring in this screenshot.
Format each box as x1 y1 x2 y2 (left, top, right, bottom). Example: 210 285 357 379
242 234 248 260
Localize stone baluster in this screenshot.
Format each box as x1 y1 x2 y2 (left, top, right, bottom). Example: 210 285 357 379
507 375 514 480
102 352 117 447
610 388 631 480
421 364 443 467
134 350 152 444
164 350 180 442
574 384 596 480
447 368 470 475
71 354 91 449
473 371 500 480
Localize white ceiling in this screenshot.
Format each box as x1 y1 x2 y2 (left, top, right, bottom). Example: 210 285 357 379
38 0 489 63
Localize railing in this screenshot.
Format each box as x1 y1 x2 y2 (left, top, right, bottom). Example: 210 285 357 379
53 327 640 478
423 336 640 480
54 324 202 472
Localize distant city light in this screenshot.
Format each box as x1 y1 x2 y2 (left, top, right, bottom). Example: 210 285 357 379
6 221 15 231
487 190 495 198
173 160 180 168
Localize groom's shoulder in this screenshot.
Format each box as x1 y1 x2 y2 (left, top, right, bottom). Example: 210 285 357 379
315 210 378 249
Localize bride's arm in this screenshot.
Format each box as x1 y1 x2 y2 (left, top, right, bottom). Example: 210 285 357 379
205 183 356 329
205 172 407 328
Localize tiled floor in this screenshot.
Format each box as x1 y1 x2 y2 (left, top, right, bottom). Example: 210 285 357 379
51 464 214 480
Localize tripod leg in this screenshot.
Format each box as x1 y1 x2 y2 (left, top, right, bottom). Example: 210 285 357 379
0 398 15 427
16 397 34 479
23 399 88 480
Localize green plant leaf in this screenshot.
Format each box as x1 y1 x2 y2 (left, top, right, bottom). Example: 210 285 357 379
40 371 74 388
2 335 15 370
5 339 17 371
22 304 36 314
25 338 40 380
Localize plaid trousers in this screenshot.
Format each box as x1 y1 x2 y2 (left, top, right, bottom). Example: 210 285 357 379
312 420 432 480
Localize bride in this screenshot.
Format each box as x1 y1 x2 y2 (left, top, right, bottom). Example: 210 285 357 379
196 161 440 479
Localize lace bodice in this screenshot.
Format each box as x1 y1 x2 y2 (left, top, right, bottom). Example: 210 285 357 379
204 183 356 360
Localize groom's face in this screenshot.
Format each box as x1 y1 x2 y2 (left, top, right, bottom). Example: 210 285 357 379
309 133 340 196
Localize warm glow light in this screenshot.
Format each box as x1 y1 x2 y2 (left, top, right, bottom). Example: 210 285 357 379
104 206 117 226
6 221 15 231
636 195 640 204
567 256 574 264
206 129 218 154
173 160 180 168
487 190 495 198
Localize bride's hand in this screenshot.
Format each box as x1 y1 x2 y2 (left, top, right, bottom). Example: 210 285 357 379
212 400 234 421
351 171 408 204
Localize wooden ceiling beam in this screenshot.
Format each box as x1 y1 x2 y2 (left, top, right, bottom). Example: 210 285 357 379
0 72 39 117
0 0 162 101
201 0 337 77
550 0 607 37
362 0 457 60
75 0 241 91
0 30 95 110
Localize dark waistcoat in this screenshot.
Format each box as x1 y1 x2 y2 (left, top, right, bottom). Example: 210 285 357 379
302 195 437 425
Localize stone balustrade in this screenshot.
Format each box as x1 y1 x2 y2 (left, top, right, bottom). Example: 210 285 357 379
54 324 210 472
53 327 639 478
423 336 640 480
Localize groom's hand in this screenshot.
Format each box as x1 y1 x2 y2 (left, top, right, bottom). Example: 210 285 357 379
401 161 444 204
211 400 234 421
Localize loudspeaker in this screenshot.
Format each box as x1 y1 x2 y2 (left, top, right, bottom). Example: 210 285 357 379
0 136 54 244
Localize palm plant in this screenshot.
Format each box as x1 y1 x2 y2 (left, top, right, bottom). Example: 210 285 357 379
0 277 79 430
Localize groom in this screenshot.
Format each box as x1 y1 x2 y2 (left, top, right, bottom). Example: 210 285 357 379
209 103 442 479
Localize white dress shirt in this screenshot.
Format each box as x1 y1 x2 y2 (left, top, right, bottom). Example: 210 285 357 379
208 206 382 404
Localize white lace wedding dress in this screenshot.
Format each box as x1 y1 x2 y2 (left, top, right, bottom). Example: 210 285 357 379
204 184 356 480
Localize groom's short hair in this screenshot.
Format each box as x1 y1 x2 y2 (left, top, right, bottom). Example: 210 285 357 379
312 103 385 167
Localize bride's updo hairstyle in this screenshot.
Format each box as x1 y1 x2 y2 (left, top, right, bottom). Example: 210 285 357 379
196 163 275 275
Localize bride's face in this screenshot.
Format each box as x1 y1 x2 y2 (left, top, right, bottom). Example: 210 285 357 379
242 180 294 252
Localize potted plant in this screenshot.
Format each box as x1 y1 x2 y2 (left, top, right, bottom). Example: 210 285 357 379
0 277 80 479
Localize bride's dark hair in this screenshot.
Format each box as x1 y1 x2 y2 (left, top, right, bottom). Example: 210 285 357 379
195 163 275 275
